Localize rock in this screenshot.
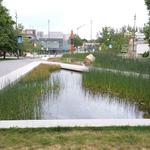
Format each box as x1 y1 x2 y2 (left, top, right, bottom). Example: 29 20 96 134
84 54 95 65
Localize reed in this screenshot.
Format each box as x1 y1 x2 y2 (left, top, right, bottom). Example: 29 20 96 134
93 52 150 74
82 69 150 116
0 64 60 120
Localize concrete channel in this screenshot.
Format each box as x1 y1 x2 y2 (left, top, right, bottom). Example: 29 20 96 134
0 59 150 128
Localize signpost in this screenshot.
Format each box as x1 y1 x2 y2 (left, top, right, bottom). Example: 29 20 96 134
17 36 23 44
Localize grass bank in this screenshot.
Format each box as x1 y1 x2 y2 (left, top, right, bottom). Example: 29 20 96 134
0 126 150 150
82 69 150 117
0 64 60 120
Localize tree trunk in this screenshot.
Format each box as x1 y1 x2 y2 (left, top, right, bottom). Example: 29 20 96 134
17 49 19 59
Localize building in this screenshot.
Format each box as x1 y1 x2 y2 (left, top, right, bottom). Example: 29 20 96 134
25 29 36 39
38 32 70 51
24 29 70 52
37 31 44 38
135 32 149 54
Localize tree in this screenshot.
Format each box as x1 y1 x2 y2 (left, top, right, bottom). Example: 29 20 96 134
0 0 17 59
96 26 130 52
97 27 115 47
144 23 150 46
145 0 150 11
144 0 150 45
74 34 83 48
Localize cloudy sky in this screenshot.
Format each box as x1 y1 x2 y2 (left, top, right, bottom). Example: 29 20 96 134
3 0 149 39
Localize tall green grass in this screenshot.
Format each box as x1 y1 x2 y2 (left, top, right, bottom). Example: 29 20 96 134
62 53 90 63
0 64 60 120
93 52 150 74
63 53 89 60
63 52 150 74
82 69 150 117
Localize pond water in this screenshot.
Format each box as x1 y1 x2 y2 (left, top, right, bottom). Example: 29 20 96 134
39 70 144 119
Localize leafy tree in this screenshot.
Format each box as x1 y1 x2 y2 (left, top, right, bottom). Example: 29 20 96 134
144 23 150 46
0 0 17 59
74 34 83 48
82 38 88 43
145 0 150 11
97 26 130 52
144 0 150 45
16 24 33 55
97 27 115 47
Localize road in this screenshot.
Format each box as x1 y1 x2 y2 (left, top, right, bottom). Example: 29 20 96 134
0 58 40 77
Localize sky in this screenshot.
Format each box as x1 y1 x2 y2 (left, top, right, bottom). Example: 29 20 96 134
3 0 149 39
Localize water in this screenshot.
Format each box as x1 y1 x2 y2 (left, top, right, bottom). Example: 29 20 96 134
40 70 144 119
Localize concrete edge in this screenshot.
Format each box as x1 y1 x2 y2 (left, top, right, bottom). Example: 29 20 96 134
0 119 150 128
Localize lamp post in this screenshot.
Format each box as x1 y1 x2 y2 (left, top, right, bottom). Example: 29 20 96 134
77 24 85 36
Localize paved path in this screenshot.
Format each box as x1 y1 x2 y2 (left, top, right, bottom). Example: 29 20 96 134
0 58 40 77
0 58 88 90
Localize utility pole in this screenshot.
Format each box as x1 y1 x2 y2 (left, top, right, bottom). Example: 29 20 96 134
90 20 93 51
15 11 19 59
133 14 136 58
48 19 50 38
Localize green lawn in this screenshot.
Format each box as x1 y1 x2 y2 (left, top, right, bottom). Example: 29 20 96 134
0 127 150 150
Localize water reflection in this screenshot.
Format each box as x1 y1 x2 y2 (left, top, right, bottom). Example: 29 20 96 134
40 70 145 119
0 70 148 120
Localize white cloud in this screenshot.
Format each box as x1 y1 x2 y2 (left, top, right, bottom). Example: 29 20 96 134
3 0 149 39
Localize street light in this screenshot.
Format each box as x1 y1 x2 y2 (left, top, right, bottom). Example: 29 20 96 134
77 24 85 35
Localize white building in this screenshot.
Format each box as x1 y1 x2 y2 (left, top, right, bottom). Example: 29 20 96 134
135 33 149 54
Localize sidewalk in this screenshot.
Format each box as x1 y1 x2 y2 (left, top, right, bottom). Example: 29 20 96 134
0 58 88 90
0 58 40 77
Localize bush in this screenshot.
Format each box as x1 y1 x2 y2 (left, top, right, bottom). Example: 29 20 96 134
142 51 149 57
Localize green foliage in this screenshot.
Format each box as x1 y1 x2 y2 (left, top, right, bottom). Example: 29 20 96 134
74 34 83 47
0 64 60 120
144 22 150 45
142 51 149 57
101 43 108 50
0 1 17 58
32 41 43 54
144 0 150 45
18 37 33 53
145 0 150 11
97 26 130 52
83 69 150 117
93 52 150 74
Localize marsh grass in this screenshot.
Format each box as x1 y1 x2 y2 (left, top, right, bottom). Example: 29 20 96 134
82 69 150 117
93 52 150 74
0 64 60 120
62 52 150 74
62 53 88 60
48 53 89 65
